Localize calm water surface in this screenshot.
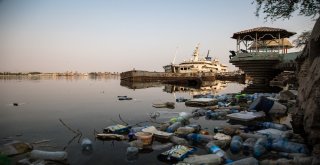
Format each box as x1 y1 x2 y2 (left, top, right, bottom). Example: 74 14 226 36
0 75 245 165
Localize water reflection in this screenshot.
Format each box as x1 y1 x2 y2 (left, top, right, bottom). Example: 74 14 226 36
164 80 228 96
120 80 163 89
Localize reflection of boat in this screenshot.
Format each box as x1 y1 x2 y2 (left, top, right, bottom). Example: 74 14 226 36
163 44 228 73
163 80 228 96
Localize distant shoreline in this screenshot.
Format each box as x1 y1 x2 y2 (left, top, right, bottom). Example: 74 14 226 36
0 72 119 76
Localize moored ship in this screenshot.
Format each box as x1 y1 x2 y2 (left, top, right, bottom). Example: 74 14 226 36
163 44 228 73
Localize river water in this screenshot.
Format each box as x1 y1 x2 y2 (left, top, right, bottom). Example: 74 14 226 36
0 75 246 164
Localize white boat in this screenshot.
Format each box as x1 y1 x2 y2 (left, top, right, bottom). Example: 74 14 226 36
163 44 228 73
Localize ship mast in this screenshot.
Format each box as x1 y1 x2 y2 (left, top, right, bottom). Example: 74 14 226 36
192 43 200 61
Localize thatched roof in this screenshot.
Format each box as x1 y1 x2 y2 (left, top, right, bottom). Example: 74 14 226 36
232 27 296 40
249 38 294 50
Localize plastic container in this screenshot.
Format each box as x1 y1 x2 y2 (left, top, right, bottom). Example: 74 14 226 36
187 133 215 143
226 157 258 165
257 122 288 131
30 150 68 161
166 122 183 133
230 136 243 154
182 154 222 165
126 147 139 161
271 138 310 154
81 138 93 153
135 132 153 146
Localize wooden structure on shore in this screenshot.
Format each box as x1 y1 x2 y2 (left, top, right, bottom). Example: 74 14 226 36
229 27 299 85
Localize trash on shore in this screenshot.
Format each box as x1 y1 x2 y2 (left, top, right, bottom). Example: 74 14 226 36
96 133 127 141
4 91 314 165
185 98 218 107
118 96 133 100
29 150 68 161
176 97 189 103
152 102 175 109
0 141 33 156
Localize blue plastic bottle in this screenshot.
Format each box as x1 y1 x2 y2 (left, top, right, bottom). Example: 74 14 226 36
186 133 215 143
166 122 183 133
271 138 310 154
230 135 243 154
206 141 233 163
258 122 288 131
253 138 268 158
242 138 256 155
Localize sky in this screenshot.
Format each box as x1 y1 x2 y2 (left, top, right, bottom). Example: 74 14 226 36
0 0 316 73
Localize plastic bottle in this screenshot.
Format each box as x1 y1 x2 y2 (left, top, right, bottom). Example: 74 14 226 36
187 124 201 132
205 111 228 120
175 126 195 135
242 138 256 155
81 138 93 153
169 136 189 145
166 121 183 133
253 137 268 158
278 152 307 159
239 133 266 140
30 150 68 161
187 133 215 143
158 122 171 131
126 147 139 161
225 157 258 165
258 122 288 131
182 154 222 165
206 141 232 163
271 138 310 154
230 135 243 154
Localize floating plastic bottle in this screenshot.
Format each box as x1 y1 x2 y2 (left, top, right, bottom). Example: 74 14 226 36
239 133 266 140
205 111 228 120
278 152 307 159
166 122 183 133
206 141 232 163
257 122 288 131
242 138 256 155
187 124 201 132
81 138 93 153
30 150 68 161
225 157 258 165
169 136 189 145
175 126 196 135
253 138 268 158
126 147 139 162
230 135 243 154
271 138 310 154
187 133 215 143
182 154 222 165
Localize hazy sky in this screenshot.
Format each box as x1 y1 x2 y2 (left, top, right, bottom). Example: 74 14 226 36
0 0 316 73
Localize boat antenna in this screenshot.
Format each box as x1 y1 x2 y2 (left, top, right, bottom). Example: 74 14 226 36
206 50 210 58
172 46 179 64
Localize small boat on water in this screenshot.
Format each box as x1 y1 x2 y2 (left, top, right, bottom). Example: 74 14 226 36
163 44 228 73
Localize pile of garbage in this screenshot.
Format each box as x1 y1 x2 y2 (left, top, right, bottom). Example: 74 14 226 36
1 90 317 165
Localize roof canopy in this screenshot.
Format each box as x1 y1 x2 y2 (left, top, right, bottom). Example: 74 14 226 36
231 27 296 41
249 38 294 50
